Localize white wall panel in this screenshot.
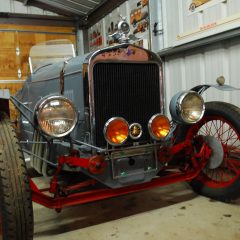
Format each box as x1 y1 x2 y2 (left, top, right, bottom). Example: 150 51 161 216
164 42 240 116
0 0 57 15
162 0 240 48
0 0 12 12
149 0 164 52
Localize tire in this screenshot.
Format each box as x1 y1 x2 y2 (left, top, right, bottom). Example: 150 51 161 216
179 102 240 202
0 112 33 240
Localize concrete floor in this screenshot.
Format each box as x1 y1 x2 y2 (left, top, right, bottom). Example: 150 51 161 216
33 180 240 240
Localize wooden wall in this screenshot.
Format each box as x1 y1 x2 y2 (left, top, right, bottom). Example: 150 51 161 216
0 24 76 120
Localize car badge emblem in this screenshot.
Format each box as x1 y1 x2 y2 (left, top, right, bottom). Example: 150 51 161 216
129 123 142 139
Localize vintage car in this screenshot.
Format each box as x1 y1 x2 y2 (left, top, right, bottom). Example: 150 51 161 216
189 0 210 11
0 19 240 240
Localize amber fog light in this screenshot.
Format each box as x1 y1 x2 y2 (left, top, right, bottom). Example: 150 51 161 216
104 117 129 146
148 114 170 140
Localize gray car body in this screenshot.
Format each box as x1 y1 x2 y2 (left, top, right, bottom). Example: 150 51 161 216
12 43 165 188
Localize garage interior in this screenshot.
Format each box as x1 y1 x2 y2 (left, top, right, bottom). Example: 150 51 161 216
0 0 240 239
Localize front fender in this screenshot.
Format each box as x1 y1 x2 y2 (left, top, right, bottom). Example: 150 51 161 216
191 77 240 95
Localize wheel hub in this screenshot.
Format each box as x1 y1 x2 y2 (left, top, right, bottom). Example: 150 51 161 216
203 136 224 169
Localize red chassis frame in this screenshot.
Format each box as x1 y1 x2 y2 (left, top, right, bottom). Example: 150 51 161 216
30 140 211 210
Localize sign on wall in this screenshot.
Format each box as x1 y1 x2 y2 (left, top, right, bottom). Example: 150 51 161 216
188 0 226 13
88 21 104 52
87 0 151 50
173 0 240 46
129 0 150 48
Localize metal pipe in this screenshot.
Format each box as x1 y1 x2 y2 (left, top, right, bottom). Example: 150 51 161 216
22 148 58 167
72 139 106 152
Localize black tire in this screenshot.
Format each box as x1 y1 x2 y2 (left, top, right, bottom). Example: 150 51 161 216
179 102 240 202
0 112 33 239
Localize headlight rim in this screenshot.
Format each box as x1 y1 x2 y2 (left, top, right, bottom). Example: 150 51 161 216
103 117 129 146
170 90 205 124
36 95 78 138
177 91 205 124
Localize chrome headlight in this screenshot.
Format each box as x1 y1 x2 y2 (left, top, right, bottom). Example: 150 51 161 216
170 91 205 124
36 96 78 137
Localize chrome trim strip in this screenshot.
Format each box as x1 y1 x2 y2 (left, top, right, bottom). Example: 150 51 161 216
21 148 58 167
30 69 82 83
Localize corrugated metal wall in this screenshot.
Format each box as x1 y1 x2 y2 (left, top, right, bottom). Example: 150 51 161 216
0 0 58 16
164 40 240 115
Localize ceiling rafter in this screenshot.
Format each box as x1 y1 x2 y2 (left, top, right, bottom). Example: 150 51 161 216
15 0 128 28
35 0 88 15
63 0 93 10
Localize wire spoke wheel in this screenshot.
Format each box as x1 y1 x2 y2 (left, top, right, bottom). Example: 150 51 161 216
192 117 240 187
179 102 240 201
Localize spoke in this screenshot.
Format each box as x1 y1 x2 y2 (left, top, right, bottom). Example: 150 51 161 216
227 138 240 150
229 145 240 153
193 115 240 185
222 130 236 144
223 128 236 143
209 121 215 136
223 137 238 145
199 128 208 136
203 121 210 135
212 120 221 138
219 126 234 142
218 169 226 182
227 159 240 174
220 168 229 182
217 121 224 140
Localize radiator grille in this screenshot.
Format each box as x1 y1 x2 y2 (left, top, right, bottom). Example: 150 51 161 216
93 62 161 147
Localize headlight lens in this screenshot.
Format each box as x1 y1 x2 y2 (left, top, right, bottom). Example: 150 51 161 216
148 114 170 140
170 91 205 124
104 117 129 146
37 96 78 137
